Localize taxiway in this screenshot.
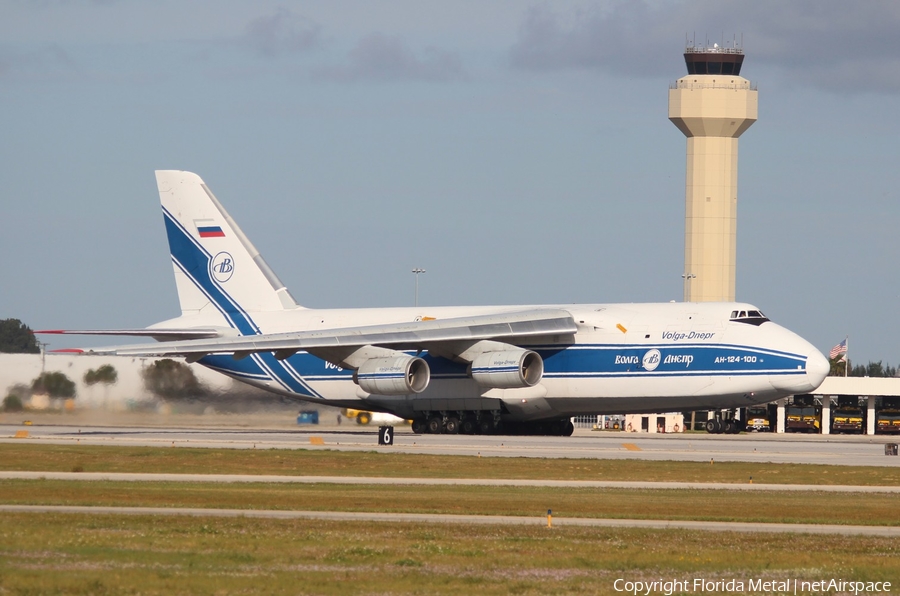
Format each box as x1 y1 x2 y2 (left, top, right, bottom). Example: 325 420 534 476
2 422 898 467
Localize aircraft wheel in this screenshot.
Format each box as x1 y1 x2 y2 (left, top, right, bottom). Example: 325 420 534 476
426 416 444 434
563 420 575 436
478 418 494 435
357 412 371 425
724 420 737 434
460 417 477 435
705 419 718 434
444 417 460 434
411 419 426 434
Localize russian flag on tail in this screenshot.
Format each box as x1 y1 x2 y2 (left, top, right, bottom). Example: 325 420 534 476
195 219 225 238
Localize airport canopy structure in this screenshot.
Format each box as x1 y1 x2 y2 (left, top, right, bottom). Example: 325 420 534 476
805 376 900 436
815 376 900 397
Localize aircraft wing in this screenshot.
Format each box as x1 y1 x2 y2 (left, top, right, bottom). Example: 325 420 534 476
76 309 577 359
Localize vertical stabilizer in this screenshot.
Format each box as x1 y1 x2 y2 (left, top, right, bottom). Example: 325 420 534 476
157 170 301 323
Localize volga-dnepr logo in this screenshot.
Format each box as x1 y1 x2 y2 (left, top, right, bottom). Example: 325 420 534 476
211 251 235 283
642 349 661 371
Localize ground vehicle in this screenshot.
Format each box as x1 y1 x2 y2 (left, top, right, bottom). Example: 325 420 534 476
785 395 820 433
745 405 773 432
831 396 864 434
341 408 409 426
604 415 625 430
876 397 900 434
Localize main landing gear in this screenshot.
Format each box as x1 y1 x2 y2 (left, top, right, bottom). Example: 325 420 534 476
704 412 743 434
410 411 575 436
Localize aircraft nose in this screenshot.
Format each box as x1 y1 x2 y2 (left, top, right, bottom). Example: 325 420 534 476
805 348 829 390
766 325 830 395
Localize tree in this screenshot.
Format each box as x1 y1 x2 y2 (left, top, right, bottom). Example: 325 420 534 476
84 365 118 386
142 359 206 399
31 371 76 398
3 394 24 412
0 319 40 353
828 357 847 377
849 360 898 378
85 364 118 408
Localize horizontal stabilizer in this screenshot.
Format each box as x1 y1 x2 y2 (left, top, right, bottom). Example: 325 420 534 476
35 328 227 341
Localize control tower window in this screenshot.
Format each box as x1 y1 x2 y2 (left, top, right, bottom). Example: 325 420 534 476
730 310 770 326
683 52 743 76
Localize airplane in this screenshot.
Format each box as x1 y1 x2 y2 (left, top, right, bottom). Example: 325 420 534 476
39 170 829 436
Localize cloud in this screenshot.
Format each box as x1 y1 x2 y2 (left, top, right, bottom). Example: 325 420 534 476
0 43 78 79
243 8 322 57
315 33 464 82
509 0 900 93
510 2 668 74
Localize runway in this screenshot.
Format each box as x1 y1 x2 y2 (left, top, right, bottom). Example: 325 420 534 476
3 422 899 467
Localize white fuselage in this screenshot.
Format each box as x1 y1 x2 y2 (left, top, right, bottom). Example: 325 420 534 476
158 301 828 422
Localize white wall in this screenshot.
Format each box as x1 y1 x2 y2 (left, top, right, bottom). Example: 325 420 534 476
625 412 685 433
0 354 231 409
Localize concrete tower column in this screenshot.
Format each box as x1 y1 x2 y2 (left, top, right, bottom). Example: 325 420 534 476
867 396 876 436
669 45 757 302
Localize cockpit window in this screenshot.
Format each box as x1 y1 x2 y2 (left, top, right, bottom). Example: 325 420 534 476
730 309 770 326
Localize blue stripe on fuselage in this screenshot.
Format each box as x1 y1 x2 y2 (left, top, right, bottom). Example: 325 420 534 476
203 344 808 394
536 344 806 378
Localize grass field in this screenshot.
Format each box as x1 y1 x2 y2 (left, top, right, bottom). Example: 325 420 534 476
1 480 899 526
1 514 897 595
1 443 897 594
3 443 900 485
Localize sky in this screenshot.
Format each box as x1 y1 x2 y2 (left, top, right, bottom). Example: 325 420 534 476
2 0 900 365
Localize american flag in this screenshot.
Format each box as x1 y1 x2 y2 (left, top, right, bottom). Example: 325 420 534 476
829 338 847 360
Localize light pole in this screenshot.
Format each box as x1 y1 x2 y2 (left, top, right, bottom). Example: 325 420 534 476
682 271 697 430
681 273 696 302
38 341 49 375
412 268 426 307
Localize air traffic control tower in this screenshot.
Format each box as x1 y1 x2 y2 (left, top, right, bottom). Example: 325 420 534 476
669 44 757 302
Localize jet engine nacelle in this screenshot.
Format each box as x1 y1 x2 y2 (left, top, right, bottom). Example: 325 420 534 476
354 356 431 395
470 350 543 389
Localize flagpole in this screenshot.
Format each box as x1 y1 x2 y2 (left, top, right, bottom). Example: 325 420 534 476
844 336 849 377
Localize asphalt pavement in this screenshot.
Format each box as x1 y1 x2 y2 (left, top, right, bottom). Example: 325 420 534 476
2 421 899 466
